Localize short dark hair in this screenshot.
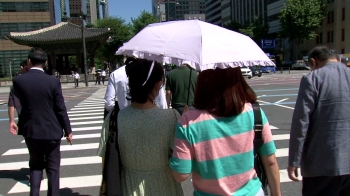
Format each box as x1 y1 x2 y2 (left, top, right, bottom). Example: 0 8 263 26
194 67 257 117
308 46 339 62
125 58 164 104
20 60 27 67
28 47 47 66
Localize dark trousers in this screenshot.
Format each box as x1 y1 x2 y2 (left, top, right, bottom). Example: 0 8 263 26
101 76 106 85
74 79 79 87
25 138 61 196
173 106 195 115
96 77 101 85
303 175 350 196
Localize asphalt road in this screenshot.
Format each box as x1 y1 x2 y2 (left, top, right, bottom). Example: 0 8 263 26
0 70 310 196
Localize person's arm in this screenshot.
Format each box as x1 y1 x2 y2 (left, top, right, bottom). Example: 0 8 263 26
259 110 281 196
288 76 316 181
104 73 116 111
53 80 72 143
8 88 17 135
261 154 281 196
169 120 192 182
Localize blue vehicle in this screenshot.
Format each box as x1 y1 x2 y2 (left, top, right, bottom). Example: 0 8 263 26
261 54 276 73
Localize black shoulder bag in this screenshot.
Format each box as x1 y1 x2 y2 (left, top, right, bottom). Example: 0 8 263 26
100 101 122 196
251 102 268 195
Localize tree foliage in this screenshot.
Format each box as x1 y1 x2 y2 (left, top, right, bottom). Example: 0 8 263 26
130 11 158 35
279 0 326 44
95 17 132 65
224 17 269 45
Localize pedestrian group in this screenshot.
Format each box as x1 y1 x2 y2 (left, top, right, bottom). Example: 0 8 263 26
7 45 350 196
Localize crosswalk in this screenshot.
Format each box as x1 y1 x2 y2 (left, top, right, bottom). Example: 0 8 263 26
1 88 295 195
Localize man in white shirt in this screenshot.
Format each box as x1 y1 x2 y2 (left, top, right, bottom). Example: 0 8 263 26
73 71 80 88
101 70 107 85
104 65 167 115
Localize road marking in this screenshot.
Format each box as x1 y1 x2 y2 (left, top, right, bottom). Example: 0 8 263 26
71 107 104 111
8 175 102 194
272 134 290 140
0 156 101 170
280 169 302 182
84 98 104 101
275 148 288 157
20 133 101 143
74 104 105 108
257 94 297 98
70 120 103 126
72 126 101 132
258 100 294 110
2 143 99 156
80 100 104 103
0 118 18 121
68 112 104 117
275 98 289 103
269 125 279 129
78 102 105 106
69 116 103 121
68 109 104 114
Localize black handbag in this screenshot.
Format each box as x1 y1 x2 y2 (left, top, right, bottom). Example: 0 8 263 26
100 101 122 196
251 102 268 195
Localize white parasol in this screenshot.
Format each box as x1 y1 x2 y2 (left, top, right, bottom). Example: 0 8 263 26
116 20 275 71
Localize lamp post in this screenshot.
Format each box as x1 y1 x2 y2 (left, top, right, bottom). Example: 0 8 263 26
80 11 88 87
9 58 15 80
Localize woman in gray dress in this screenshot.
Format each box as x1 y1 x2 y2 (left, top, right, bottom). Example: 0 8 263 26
117 58 183 196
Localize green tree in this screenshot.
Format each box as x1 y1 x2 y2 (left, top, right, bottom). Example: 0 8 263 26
279 0 326 58
131 11 158 35
223 20 242 32
95 17 132 66
224 18 269 45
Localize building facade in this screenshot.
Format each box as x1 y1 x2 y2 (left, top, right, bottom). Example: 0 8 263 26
153 0 205 22
0 0 52 76
299 0 350 56
205 0 221 25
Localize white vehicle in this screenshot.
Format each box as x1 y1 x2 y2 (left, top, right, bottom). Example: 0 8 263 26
240 66 252 79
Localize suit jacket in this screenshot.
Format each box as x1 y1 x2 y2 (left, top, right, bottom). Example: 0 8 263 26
289 62 350 177
13 69 72 140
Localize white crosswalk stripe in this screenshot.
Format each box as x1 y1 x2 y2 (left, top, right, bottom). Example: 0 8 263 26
2 87 295 195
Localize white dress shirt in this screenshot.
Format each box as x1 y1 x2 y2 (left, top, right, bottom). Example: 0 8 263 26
104 65 168 111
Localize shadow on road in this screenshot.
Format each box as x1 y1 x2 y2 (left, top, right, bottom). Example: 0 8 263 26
60 188 92 196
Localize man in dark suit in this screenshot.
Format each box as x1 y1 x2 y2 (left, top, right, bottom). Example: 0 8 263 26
13 47 73 196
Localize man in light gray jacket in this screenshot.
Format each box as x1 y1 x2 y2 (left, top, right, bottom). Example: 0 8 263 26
288 46 350 195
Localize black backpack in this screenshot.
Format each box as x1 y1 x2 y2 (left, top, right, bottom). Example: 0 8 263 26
251 102 268 195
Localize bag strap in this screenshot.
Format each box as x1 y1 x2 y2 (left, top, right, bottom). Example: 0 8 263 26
251 102 264 154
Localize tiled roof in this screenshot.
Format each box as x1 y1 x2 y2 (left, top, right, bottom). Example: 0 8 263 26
7 22 110 44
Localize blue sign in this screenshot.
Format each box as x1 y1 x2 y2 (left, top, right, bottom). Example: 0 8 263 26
261 39 276 49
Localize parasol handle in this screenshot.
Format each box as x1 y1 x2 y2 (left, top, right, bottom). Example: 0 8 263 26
186 68 192 106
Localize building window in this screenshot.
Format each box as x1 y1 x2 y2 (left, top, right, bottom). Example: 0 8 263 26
342 8 345 21
331 31 334 42
0 2 49 12
342 29 345 41
341 49 345 54
327 11 331 23
316 35 319 44
331 11 334 23
319 33 323 44
327 31 330 43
